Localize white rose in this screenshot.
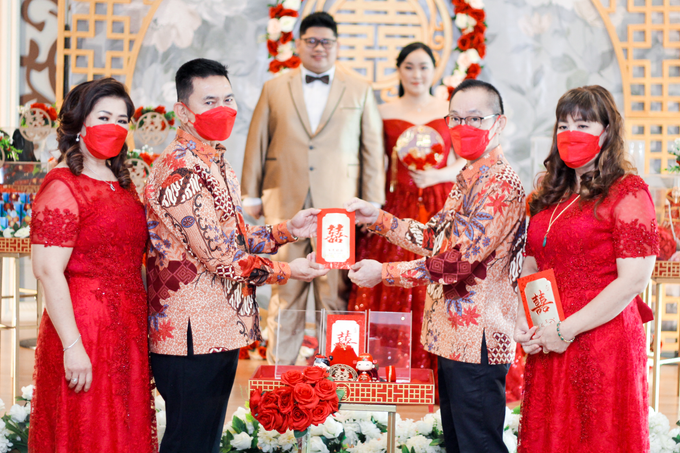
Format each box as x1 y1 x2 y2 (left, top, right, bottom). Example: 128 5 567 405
414 418 433 436
405 435 431 453
0 399 5 413
283 0 302 10
3 229 13 239
372 412 388 425
278 431 297 451
8 404 29 423
14 227 30 239
276 42 294 62
257 429 280 453
468 0 485 8
454 14 476 34
309 436 330 453
321 416 344 438
464 48 481 65
267 18 282 41
358 419 381 441
503 429 518 453
279 16 297 33
230 432 253 450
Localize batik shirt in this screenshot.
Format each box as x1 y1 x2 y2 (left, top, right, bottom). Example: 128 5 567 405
145 129 295 356
368 147 526 364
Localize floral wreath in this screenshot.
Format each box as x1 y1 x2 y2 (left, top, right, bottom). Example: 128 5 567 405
440 0 487 98
131 106 176 130
266 0 303 73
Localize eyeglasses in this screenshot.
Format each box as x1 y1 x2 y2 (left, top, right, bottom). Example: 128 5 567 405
445 113 500 129
302 38 337 50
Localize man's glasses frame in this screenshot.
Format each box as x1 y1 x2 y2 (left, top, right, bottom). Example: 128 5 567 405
445 113 500 129
302 37 337 50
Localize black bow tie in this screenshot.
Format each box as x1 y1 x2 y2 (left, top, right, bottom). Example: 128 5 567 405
305 74 330 84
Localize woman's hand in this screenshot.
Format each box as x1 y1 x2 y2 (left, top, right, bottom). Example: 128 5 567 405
287 208 321 239
409 169 442 189
525 323 570 355
348 260 383 287
64 341 92 393
513 322 540 355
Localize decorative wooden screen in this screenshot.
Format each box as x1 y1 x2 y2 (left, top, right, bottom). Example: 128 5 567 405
55 0 163 104
593 0 680 174
301 0 453 102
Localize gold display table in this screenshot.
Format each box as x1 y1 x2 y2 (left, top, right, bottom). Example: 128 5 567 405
249 365 435 453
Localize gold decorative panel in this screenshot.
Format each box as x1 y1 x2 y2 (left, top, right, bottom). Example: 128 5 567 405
593 0 680 174
55 0 163 104
301 0 453 101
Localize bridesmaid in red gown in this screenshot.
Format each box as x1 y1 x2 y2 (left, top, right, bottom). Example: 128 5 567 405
515 86 657 451
29 79 157 452
348 42 465 373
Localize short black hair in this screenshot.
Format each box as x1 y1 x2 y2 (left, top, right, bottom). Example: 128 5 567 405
175 58 230 104
299 12 337 37
451 79 504 114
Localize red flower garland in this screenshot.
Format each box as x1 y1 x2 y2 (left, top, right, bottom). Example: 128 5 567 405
266 1 304 74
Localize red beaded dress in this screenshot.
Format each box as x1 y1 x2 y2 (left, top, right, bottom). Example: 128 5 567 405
28 168 157 453
518 175 658 452
348 118 453 372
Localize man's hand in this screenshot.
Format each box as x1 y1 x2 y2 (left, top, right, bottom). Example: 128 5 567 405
244 204 263 220
288 208 321 239
348 259 382 287
344 198 379 225
289 258 329 282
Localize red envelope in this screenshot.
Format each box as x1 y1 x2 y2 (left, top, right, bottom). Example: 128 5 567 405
518 269 565 329
316 209 355 269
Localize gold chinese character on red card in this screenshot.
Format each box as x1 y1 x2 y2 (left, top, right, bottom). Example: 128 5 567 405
518 269 565 328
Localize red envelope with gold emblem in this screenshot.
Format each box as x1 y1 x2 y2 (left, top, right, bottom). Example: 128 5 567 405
316 209 355 269
518 269 565 329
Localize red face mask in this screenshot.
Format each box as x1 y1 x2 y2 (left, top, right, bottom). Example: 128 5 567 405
183 104 237 142
556 130 604 169
80 124 128 160
449 117 499 161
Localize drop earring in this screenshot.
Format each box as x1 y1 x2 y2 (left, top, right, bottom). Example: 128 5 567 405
76 134 80 142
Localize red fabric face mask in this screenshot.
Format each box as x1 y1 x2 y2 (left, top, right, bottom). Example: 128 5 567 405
183 104 237 142
556 130 604 169
449 117 499 161
81 124 128 160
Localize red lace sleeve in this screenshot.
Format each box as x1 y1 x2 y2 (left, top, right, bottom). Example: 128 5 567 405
30 180 80 247
611 177 659 259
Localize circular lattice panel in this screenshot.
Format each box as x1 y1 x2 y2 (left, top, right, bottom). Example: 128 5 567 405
133 112 170 147
329 363 358 381
19 108 53 143
126 158 151 194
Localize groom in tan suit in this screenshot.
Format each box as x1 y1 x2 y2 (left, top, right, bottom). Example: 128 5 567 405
242 12 384 364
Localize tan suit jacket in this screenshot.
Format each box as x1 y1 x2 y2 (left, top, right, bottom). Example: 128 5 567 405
242 65 385 223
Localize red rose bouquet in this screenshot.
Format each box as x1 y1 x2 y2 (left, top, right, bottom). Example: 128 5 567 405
250 367 345 438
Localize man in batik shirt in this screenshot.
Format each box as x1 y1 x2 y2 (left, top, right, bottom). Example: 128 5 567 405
346 80 526 453
145 58 327 453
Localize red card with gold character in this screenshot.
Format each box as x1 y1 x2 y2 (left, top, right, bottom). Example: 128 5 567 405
518 269 565 329
316 209 355 269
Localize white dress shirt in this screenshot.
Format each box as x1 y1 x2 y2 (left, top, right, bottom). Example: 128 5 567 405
301 65 335 134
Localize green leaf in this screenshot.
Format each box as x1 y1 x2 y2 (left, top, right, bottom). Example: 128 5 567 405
512 405 521 415
375 421 387 433
336 388 345 401
430 438 444 446
551 54 577 73
232 416 247 433
401 446 410 453
566 69 589 90
294 428 309 439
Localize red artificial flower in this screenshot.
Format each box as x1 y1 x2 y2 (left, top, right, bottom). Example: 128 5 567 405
133 106 144 121
279 386 295 414
260 390 280 411
279 8 299 18
289 405 312 432
239 347 250 359
310 401 333 425
280 31 293 44
168 117 175 126
293 382 320 410
431 143 443 155
269 4 283 18
466 63 481 80
249 389 262 415
154 105 166 114
281 369 305 386
139 152 155 167
468 9 486 23
284 55 301 69
269 60 284 73
303 366 327 383
458 31 485 53
258 346 267 359
477 43 487 59
314 378 337 400
267 39 279 56
258 408 286 433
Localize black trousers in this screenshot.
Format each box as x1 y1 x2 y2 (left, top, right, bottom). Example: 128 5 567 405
151 324 240 453
438 334 510 453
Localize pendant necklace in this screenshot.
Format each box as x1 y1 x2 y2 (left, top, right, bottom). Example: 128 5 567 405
543 194 581 247
85 162 116 191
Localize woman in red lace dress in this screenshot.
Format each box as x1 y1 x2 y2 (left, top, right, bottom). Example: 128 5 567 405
348 42 465 372
28 78 157 452
515 86 657 452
